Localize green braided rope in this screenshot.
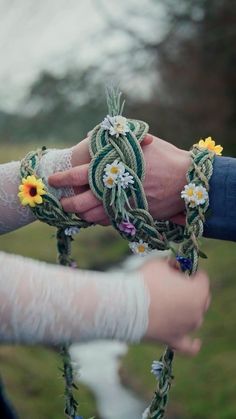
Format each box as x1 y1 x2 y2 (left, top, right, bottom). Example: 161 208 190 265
88 89 184 251
146 144 215 419
147 348 174 419
20 148 91 231
20 149 90 419
179 145 215 275
18 87 216 419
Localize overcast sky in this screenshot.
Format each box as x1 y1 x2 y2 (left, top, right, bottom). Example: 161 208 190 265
0 0 166 111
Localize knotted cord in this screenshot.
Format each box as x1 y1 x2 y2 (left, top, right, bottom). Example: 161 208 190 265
18 88 216 419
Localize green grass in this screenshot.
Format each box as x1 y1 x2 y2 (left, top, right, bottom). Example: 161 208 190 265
0 346 98 419
122 240 236 419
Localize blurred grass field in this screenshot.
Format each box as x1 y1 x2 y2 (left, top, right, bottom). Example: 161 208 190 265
0 144 236 418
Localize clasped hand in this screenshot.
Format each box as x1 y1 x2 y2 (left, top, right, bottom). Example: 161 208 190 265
49 134 210 356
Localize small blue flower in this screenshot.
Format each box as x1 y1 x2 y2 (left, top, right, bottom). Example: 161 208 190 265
176 255 193 272
151 360 164 381
75 416 83 419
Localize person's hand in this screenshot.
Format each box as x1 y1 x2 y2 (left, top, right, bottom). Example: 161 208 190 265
49 135 153 225
49 134 189 225
142 135 190 224
141 258 210 355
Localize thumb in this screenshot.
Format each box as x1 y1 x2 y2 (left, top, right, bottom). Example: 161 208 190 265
172 336 202 356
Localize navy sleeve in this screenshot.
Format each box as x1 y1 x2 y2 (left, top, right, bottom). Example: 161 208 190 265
204 156 236 241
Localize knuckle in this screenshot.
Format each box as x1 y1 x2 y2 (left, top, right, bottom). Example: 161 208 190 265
191 308 203 329
192 314 203 330
74 200 82 213
197 270 210 289
82 212 90 222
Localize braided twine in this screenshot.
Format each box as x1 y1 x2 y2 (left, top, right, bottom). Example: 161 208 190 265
19 87 215 419
88 89 184 250
20 149 91 419
146 144 214 419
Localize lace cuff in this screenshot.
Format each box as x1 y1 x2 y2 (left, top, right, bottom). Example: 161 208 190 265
0 148 73 234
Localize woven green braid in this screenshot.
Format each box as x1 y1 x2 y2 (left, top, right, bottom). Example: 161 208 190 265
88 89 184 250
19 87 216 419
20 148 90 419
179 145 214 275
20 148 91 231
147 144 215 419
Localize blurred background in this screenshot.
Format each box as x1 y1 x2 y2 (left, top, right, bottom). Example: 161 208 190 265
0 0 236 418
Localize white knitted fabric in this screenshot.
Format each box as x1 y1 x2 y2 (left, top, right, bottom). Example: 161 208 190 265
0 152 150 344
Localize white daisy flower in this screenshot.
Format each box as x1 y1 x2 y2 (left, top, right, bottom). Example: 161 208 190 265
103 174 117 189
181 183 197 204
64 227 80 237
101 115 130 138
119 172 134 189
194 185 208 205
104 159 125 179
181 183 208 207
100 115 113 131
129 239 150 256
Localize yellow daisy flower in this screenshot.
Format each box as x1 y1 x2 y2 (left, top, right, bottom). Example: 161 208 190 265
198 137 223 155
18 175 46 207
103 174 116 189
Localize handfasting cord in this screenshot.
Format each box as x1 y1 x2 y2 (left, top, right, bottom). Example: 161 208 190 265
88 87 184 252
87 90 220 419
19 148 91 419
18 85 222 419
145 142 216 419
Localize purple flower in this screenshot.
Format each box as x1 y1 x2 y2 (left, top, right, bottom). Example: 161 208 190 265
118 220 136 237
176 255 193 272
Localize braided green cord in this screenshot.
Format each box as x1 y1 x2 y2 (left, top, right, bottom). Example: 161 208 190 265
146 144 215 419
179 145 214 275
19 150 90 419
18 88 216 419
88 89 184 251
20 148 91 231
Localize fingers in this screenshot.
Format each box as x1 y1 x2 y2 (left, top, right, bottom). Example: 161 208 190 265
142 134 154 146
80 205 108 223
172 336 202 356
49 164 89 188
61 190 100 213
170 212 186 225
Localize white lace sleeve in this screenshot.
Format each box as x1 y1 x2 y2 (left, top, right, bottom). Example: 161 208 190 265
0 252 150 345
0 149 73 234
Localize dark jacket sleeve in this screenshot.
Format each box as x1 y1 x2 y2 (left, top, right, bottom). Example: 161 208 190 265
203 156 236 241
